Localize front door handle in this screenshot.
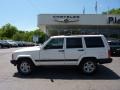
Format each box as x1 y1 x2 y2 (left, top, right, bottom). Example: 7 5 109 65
58 50 64 52
78 49 84 51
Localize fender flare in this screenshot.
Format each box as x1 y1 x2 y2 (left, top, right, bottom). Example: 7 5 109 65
16 55 35 65
78 57 97 65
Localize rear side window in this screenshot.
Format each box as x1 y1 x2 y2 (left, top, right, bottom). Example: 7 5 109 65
66 38 83 48
85 37 104 48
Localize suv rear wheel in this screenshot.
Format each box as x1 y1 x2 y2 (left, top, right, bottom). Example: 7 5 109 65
80 60 97 74
17 60 34 75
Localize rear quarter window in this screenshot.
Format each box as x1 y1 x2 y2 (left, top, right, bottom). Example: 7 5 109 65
85 37 104 48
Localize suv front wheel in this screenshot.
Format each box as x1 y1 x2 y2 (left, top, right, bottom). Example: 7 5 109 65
17 60 34 75
80 60 97 74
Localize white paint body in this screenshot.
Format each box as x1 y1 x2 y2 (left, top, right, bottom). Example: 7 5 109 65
12 35 110 66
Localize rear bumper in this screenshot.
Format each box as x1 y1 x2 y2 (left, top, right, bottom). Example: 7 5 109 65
98 58 112 64
10 60 17 66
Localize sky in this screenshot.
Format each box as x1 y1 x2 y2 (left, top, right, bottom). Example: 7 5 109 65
0 0 120 31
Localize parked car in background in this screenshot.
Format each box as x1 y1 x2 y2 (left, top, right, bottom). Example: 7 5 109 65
15 41 35 47
0 40 10 48
108 40 120 56
0 39 35 48
15 41 24 47
5 40 18 47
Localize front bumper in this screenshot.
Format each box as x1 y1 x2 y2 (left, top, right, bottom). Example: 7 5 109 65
10 60 17 66
98 58 112 64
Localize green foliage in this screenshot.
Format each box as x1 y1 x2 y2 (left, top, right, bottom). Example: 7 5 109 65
0 23 18 39
12 32 25 41
0 23 46 43
33 29 46 43
102 8 120 14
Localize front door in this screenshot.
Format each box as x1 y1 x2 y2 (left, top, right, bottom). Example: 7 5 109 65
39 38 65 65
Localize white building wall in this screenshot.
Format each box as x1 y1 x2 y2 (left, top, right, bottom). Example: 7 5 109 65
39 25 46 33
37 14 120 26
37 14 120 36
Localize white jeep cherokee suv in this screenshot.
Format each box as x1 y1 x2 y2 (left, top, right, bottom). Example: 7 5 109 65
11 35 112 75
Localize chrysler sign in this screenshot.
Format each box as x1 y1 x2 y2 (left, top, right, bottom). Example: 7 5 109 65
53 15 80 23
108 16 120 24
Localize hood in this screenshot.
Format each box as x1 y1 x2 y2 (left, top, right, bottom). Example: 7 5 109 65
14 46 40 53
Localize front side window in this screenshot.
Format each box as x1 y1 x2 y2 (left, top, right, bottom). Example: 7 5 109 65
85 37 104 48
66 38 83 48
44 38 64 49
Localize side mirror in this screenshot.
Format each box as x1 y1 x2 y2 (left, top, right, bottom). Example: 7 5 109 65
44 45 51 50
44 46 48 50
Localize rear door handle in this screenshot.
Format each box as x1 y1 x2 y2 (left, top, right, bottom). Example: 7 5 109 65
58 50 64 52
77 49 84 51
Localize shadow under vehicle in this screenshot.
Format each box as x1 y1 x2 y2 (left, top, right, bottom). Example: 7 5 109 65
13 65 120 80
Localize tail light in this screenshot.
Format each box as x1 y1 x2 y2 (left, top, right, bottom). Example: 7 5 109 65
108 50 111 58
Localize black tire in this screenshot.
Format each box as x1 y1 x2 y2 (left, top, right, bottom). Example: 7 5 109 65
17 59 34 75
80 59 97 75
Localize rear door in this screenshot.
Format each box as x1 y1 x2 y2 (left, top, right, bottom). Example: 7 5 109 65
64 37 85 65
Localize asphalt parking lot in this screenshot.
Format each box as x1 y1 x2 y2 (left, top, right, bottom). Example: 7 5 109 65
0 48 120 90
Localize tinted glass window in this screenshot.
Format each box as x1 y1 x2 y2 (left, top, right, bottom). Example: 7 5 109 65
66 38 83 48
45 38 64 49
85 37 104 48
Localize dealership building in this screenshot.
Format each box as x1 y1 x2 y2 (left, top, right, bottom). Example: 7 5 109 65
37 14 120 37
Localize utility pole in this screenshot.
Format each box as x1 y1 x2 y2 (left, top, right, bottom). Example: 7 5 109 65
95 1 98 14
83 7 85 14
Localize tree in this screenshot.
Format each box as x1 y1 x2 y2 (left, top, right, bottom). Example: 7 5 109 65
0 28 1 35
32 29 46 43
0 23 46 42
13 29 46 43
1 23 18 39
102 8 120 14
13 32 25 41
